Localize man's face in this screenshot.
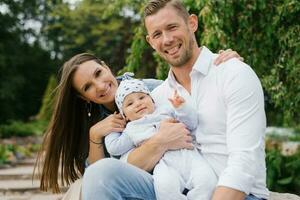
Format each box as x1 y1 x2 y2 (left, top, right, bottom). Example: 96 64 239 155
145 5 197 67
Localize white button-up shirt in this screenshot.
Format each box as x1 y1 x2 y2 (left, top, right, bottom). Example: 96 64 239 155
151 46 269 199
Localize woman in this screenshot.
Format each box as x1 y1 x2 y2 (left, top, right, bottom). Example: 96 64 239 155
35 51 242 199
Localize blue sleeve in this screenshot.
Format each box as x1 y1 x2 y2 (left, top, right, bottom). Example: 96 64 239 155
117 72 163 92
104 131 135 156
142 79 164 92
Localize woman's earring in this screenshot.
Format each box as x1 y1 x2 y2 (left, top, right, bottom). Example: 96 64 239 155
86 102 92 117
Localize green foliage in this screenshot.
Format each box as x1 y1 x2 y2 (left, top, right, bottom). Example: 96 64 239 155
37 75 57 122
0 120 47 138
0 144 12 165
0 0 58 124
42 0 137 73
0 143 41 165
266 149 300 194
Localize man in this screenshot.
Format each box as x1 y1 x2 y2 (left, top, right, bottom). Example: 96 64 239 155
143 0 268 200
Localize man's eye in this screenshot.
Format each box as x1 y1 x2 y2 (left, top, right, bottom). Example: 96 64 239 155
153 33 161 39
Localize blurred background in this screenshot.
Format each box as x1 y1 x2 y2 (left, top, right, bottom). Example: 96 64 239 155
0 0 299 197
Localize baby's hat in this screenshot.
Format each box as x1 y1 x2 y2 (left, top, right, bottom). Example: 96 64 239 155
115 79 151 117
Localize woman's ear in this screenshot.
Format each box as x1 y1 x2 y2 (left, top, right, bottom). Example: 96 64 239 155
77 93 89 102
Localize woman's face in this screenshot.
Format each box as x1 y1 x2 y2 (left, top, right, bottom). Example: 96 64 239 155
72 60 118 105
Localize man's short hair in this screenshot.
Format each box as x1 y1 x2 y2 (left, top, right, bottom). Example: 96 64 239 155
143 0 189 22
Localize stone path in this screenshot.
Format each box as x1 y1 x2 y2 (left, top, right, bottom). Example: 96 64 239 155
0 158 65 200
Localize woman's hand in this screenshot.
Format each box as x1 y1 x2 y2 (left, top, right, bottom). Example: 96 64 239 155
155 118 193 151
89 112 126 142
214 49 244 65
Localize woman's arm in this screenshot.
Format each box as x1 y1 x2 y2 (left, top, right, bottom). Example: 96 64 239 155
127 118 193 171
87 113 126 164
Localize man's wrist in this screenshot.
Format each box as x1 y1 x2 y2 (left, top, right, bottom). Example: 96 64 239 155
151 133 169 152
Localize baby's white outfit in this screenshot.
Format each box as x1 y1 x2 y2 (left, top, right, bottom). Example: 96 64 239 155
105 103 217 200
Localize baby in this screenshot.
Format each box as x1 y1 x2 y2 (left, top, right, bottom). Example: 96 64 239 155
105 79 217 200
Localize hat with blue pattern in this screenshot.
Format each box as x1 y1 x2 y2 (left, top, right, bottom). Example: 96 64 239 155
115 79 151 117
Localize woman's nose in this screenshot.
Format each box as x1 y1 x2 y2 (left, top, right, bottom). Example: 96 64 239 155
94 80 106 92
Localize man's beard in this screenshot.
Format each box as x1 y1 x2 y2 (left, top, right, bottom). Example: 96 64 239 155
162 38 194 67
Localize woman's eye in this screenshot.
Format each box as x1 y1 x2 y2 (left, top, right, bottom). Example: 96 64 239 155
84 84 91 92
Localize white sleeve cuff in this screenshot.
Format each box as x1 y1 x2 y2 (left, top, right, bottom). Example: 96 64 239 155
217 167 255 194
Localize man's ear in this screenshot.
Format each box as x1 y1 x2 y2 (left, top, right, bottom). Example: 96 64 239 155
188 14 198 33
146 35 155 49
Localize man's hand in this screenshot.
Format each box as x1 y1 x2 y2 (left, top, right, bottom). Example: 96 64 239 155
154 118 193 151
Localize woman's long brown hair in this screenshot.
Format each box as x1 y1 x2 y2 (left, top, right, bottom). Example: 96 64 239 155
35 53 106 193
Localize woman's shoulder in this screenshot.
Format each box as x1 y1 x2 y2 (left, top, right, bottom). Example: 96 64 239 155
117 72 163 92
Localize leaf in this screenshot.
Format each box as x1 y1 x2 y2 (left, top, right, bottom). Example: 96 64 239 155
277 176 293 185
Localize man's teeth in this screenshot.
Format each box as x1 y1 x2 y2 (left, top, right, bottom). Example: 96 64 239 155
167 45 179 54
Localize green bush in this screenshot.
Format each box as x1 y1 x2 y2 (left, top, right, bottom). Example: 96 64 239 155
0 144 15 165
266 149 300 194
0 120 47 138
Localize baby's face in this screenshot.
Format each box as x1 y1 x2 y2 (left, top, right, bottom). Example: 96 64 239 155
122 92 155 121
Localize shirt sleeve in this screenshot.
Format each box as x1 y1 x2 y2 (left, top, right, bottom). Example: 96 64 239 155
217 59 266 194
104 131 135 156
173 103 199 131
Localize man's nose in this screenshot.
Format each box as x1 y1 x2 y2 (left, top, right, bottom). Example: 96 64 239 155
162 32 174 46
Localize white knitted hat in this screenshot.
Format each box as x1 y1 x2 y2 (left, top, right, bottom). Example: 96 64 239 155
115 79 151 117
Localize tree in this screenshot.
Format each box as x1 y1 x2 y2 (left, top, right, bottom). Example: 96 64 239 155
0 0 57 124
41 0 138 73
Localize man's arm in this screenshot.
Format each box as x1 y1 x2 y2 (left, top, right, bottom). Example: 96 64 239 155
213 59 266 199
126 119 193 172
212 187 246 200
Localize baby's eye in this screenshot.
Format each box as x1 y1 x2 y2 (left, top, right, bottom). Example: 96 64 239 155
139 96 145 100
95 69 102 77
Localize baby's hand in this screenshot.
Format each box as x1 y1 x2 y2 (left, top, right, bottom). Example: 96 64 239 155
168 90 185 108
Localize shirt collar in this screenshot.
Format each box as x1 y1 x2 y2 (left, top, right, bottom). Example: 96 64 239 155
193 46 215 75
167 46 215 88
